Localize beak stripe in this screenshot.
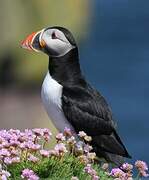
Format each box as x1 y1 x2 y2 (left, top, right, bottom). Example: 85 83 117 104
21 31 41 52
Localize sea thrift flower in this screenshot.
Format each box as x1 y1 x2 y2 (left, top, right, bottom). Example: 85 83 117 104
4 157 12 165
67 136 76 145
4 156 20 165
54 143 68 155
43 128 52 141
40 150 50 158
21 169 39 180
9 139 20 147
64 127 72 137
110 168 126 179
135 160 149 177
0 149 10 157
1 170 11 180
78 131 92 142
78 131 87 138
56 133 66 141
27 141 41 151
9 129 21 135
84 144 93 153
78 155 89 164
92 175 99 180
32 128 43 137
121 162 133 172
75 141 84 155
11 157 20 163
84 164 99 180
87 152 96 161
84 135 92 142
0 140 10 149
24 129 35 141
10 149 20 156
28 154 39 163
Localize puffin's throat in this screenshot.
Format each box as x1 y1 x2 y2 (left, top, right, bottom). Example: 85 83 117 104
48 48 85 86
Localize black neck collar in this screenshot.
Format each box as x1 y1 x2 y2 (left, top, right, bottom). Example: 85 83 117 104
48 48 86 86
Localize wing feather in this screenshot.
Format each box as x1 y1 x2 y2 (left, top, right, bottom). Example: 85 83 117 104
62 85 115 136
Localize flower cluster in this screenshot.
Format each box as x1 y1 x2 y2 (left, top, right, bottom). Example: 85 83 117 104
110 161 149 180
84 164 99 180
0 128 52 179
0 164 11 180
135 160 149 177
0 128 148 180
21 169 39 180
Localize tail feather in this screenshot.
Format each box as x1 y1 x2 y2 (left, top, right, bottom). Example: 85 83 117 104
113 130 131 158
91 131 131 163
104 152 125 166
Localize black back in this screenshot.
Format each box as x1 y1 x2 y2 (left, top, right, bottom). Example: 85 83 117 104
46 29 131 164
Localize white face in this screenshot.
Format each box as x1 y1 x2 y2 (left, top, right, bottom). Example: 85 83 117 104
39 28 75 57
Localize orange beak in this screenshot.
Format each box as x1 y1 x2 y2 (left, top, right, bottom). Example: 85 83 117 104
21 32 38 51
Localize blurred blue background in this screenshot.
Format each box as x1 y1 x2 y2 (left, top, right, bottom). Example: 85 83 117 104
0 0 148 165
80 0 149 164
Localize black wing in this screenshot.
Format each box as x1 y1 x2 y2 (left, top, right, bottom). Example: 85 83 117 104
62 84 131 159
62 84 115 136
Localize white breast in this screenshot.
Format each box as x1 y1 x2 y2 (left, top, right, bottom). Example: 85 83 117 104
41 72 75 133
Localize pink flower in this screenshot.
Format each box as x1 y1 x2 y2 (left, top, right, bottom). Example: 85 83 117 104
78 131 87 138
1 140 10 148
10 149 20 156
54 143 68 154
110 168 126 179
9 139 20 147
64 127 72 137
43 128 52 141
32 128 43 137
84 144 93 153
121 163 133 172
87 152 96 161
40 150 50 157
84 164 96 176
67 136 76 145
56 133 66 141
28 154 39 163
1 170 11 180
19 142 27 149
11 157 20 163
135 160 149 177
4 157 20 165
4 157 12 165
92 175 99 180
26 141 41 151
84 164 99 179
21 169 39 180
9 129 20 135
135 160 148 171
24 129 36 142
0 149 10 157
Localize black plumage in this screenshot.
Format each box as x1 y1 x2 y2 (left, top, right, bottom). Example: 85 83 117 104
49 45 131 165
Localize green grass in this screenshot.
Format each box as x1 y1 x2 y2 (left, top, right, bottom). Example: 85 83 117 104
7 154 112 180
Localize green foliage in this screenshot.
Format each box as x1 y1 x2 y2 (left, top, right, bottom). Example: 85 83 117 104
7 155 112 180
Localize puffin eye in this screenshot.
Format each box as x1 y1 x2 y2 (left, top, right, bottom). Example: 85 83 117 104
51 32 57 39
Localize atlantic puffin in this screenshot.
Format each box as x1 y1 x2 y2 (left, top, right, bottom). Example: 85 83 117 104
21 26 131 165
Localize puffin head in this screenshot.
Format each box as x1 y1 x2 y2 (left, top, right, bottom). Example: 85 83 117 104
21 26 77 57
